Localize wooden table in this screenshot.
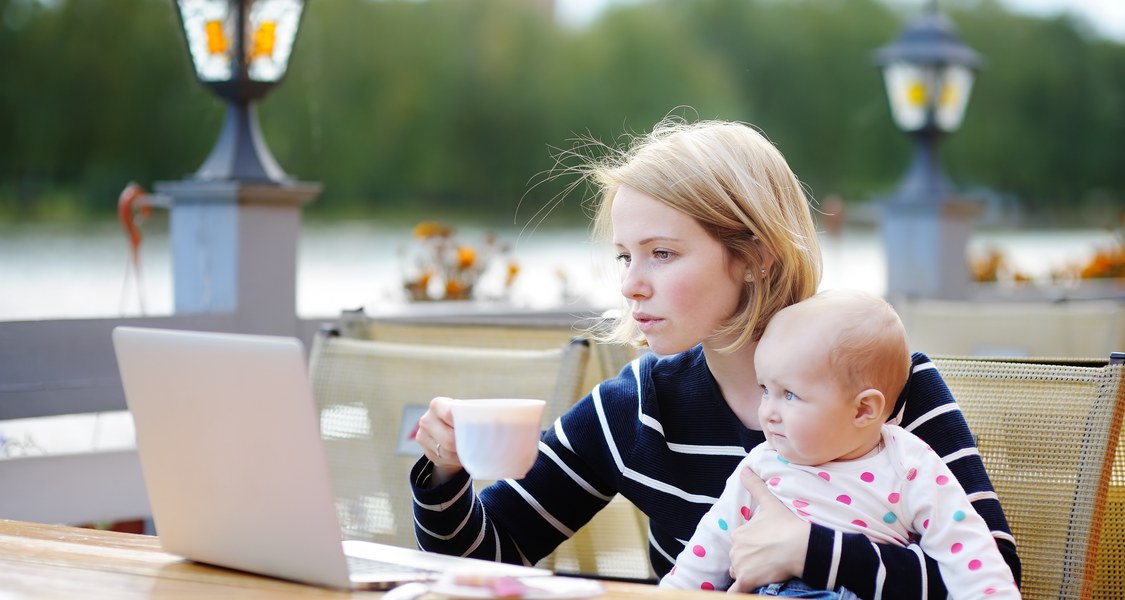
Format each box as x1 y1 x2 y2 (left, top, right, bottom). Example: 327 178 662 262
0 519 743 598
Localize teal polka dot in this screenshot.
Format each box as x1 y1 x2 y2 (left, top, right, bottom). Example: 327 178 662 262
883 512 897 524
776 455 790 464
718 518 728 531
953 510 966 522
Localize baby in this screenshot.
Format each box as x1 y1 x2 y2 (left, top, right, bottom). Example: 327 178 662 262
661 290 1019 599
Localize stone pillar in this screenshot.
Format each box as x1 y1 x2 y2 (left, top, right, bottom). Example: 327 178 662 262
155 179 321 335
882 197 981 301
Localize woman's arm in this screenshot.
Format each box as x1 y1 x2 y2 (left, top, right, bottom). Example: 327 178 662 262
411 386 628 564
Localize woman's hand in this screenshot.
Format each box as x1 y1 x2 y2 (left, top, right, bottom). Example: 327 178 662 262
416 396 464 485
727 467 810 594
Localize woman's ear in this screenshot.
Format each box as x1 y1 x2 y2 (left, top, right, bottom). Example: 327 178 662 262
853 389 886 426
745 248 778 282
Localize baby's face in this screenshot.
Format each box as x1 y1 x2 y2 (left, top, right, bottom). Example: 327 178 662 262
754 312 870 465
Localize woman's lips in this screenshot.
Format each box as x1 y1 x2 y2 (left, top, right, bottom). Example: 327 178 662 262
633 312 662 332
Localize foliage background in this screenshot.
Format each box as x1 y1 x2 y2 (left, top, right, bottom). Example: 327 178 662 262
1 0 1122 227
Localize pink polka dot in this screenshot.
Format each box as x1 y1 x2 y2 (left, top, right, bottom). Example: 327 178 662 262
836 494 852 505
969 559 983 571
923 519 930 529
767 476 781 486
936 475 950 485
906 468 917 481
670 566 676 575
701 582 715 591
851 519 867 528
796 509 811 518
793 498 810 509
984 588 996 595
860 472 875 483
951 542 963 554
887 492 900 504
692 545 706 557
740 506 752 520
817 471 830 481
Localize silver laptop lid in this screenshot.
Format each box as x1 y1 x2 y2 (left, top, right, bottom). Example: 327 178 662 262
113 326 353 589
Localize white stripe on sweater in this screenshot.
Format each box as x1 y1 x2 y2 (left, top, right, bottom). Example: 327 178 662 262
993 530 1016 545
414 476 472 511
509 480 576 537
627 362 742 456
633 360 667 435
650 529 676 566
667 441 746 456
891 361 937 426
967 490 999 503
538 442 613 501
903 403 959 433
942 446 980 464
554 418 573 452
463 510 486 556
872 541 886 600
593 390 718 504
415 507 473 542
826 529 842 590
909 543 928 600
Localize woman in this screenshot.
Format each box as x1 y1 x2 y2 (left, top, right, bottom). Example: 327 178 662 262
410 118 1020 597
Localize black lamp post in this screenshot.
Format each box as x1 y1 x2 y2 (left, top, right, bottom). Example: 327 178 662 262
172 0 308 183
158 0 320 333
873 0 983 301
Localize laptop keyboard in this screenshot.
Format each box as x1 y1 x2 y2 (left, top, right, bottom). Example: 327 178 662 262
347 554 440 577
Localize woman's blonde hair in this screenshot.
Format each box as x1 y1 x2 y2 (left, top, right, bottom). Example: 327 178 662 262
586 117 822 353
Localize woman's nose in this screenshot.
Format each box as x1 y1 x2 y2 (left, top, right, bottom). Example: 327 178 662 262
620 265 650 300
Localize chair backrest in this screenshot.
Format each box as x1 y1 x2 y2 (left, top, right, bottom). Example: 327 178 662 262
1101 428 1125 599
307 331 590 550
932 355 1125 599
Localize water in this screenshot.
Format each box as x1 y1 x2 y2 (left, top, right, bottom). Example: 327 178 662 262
0 219 1120 458
0 219 1120 322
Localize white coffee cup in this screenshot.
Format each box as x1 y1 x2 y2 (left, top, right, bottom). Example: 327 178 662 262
450 398 546 480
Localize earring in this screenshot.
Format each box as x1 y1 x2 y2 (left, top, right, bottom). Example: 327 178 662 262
761 268 767 277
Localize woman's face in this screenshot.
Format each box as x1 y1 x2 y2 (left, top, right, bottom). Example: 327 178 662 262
611 186 748 355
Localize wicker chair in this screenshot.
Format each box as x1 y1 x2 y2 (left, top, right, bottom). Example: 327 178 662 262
310 314 653 581
307 330 590 551
933 354 1125 599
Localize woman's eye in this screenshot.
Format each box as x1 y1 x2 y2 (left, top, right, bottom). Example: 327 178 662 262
784 390 796 401
653 250 672 260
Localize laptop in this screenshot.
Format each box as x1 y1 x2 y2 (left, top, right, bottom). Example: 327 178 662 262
112 326 552 590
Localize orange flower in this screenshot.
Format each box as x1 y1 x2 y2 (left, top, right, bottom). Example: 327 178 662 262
445 279 467 299
456 246 476 269
413 221 449 239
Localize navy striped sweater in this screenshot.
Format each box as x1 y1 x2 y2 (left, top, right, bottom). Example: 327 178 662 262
411 348 1021 598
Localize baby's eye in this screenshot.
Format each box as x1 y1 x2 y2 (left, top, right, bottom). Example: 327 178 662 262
759 385 768 398
784 390 796 401
615 253 631 265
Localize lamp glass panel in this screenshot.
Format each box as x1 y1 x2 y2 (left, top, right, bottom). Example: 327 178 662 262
881 62 933 132
934 64 975 133
247 0 303 82
176 0 234 82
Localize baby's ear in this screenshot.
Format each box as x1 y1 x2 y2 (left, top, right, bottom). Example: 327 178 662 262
853 389 886 427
